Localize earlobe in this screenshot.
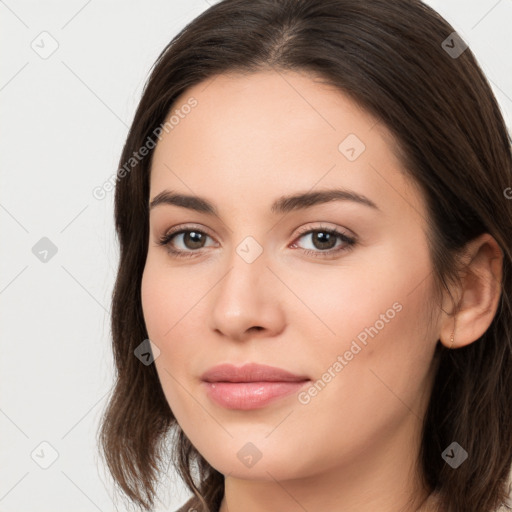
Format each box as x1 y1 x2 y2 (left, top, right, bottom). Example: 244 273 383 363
439 233 503 349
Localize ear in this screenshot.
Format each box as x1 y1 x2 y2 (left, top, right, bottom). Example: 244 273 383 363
439 233 503 349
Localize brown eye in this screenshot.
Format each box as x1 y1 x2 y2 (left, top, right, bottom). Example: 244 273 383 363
178 230 207 250
157 227 216 259
308 230 339 250
290 226 357 259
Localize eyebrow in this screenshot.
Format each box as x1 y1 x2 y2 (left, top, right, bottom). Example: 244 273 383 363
149 188 380 215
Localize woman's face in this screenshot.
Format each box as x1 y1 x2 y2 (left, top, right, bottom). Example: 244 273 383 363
141 70 442 483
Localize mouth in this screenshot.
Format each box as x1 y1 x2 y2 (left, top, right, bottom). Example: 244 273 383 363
200 363 311 410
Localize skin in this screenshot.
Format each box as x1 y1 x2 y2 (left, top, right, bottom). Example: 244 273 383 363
141 70 503 512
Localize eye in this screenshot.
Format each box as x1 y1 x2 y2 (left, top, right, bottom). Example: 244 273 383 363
157 225 216 259
290 225 356 259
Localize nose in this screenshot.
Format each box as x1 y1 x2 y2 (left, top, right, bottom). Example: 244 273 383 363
209 245 286 342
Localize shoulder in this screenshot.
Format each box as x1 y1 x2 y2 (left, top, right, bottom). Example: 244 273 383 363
173 495 207 512
497 501 512 512
494 473 512 512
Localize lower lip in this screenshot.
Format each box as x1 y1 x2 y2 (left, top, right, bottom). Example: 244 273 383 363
202 381 310 410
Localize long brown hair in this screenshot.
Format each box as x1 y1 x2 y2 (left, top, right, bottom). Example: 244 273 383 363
97 1 512 511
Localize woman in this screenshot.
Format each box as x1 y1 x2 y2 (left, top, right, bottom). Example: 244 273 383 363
98 0 512 511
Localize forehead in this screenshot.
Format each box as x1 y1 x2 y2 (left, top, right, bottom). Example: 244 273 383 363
160 70 381 157
149 70 424 220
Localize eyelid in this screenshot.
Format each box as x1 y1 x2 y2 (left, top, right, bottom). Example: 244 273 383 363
292 222 355 240
160 223 217 240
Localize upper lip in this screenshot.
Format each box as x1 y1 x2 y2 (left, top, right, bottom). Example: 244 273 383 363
201 363 310 383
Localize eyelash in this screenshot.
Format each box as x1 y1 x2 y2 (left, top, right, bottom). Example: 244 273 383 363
156 224 357 260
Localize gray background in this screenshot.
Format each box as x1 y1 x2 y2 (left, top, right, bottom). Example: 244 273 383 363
1 1 511 511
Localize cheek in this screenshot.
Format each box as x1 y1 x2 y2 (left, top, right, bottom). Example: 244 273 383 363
140 258 209 383
296 243 436 408
141 262 197 421
140 262 193 385
141 258 198 343
290 274 436 470
141 263 169 340
310 272 435 424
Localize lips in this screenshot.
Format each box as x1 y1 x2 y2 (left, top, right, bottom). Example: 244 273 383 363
200 363 311 410
200 362 310 383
